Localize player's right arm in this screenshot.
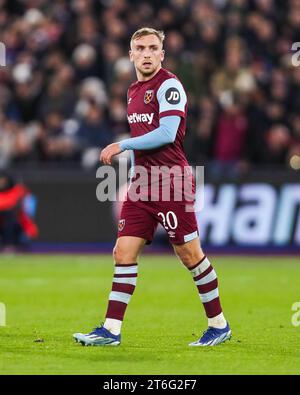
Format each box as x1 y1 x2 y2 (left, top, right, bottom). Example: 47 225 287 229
99 116 180 164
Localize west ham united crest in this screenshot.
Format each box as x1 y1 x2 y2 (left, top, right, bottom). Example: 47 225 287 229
144 90 154 104
118 219 125 231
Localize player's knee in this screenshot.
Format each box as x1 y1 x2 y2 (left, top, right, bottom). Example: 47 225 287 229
179 252 197 266
176 245 204 267
113 244 137 264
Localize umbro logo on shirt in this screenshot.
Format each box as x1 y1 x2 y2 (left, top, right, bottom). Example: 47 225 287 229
127 112 154 125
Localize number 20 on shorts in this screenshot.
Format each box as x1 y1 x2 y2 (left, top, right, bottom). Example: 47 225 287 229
157 211 178 230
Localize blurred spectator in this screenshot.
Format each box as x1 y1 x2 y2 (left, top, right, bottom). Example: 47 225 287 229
262 124 291 165
72 43 102 81
210 92 249 178
38 77 75 119
39 111 78 162
76 101 112 168
0 172 38 251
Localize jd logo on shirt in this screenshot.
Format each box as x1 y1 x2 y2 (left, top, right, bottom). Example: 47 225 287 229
166 88 180 104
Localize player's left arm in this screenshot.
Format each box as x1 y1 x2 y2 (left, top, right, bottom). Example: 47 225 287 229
156 77 187 120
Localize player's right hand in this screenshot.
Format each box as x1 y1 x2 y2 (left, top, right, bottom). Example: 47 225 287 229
100 142 122 165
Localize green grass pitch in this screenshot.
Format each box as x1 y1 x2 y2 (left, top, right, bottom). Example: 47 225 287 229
0 254 300 375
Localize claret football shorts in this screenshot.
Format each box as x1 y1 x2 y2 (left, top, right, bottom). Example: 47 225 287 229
117 197 199 245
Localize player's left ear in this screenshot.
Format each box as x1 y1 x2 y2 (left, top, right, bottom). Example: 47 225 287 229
161 50 165 62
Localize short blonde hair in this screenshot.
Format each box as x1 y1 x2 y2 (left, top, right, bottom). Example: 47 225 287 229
130 27 165 47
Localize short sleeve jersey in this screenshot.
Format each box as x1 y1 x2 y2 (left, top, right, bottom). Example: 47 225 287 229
127 68 189 171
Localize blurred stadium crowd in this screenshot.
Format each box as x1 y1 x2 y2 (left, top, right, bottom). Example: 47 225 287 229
0 0 300 175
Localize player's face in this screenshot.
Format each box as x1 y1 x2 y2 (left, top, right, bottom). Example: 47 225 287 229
129 34 165 79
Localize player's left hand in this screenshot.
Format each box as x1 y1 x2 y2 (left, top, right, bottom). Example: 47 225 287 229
100 142 122 165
